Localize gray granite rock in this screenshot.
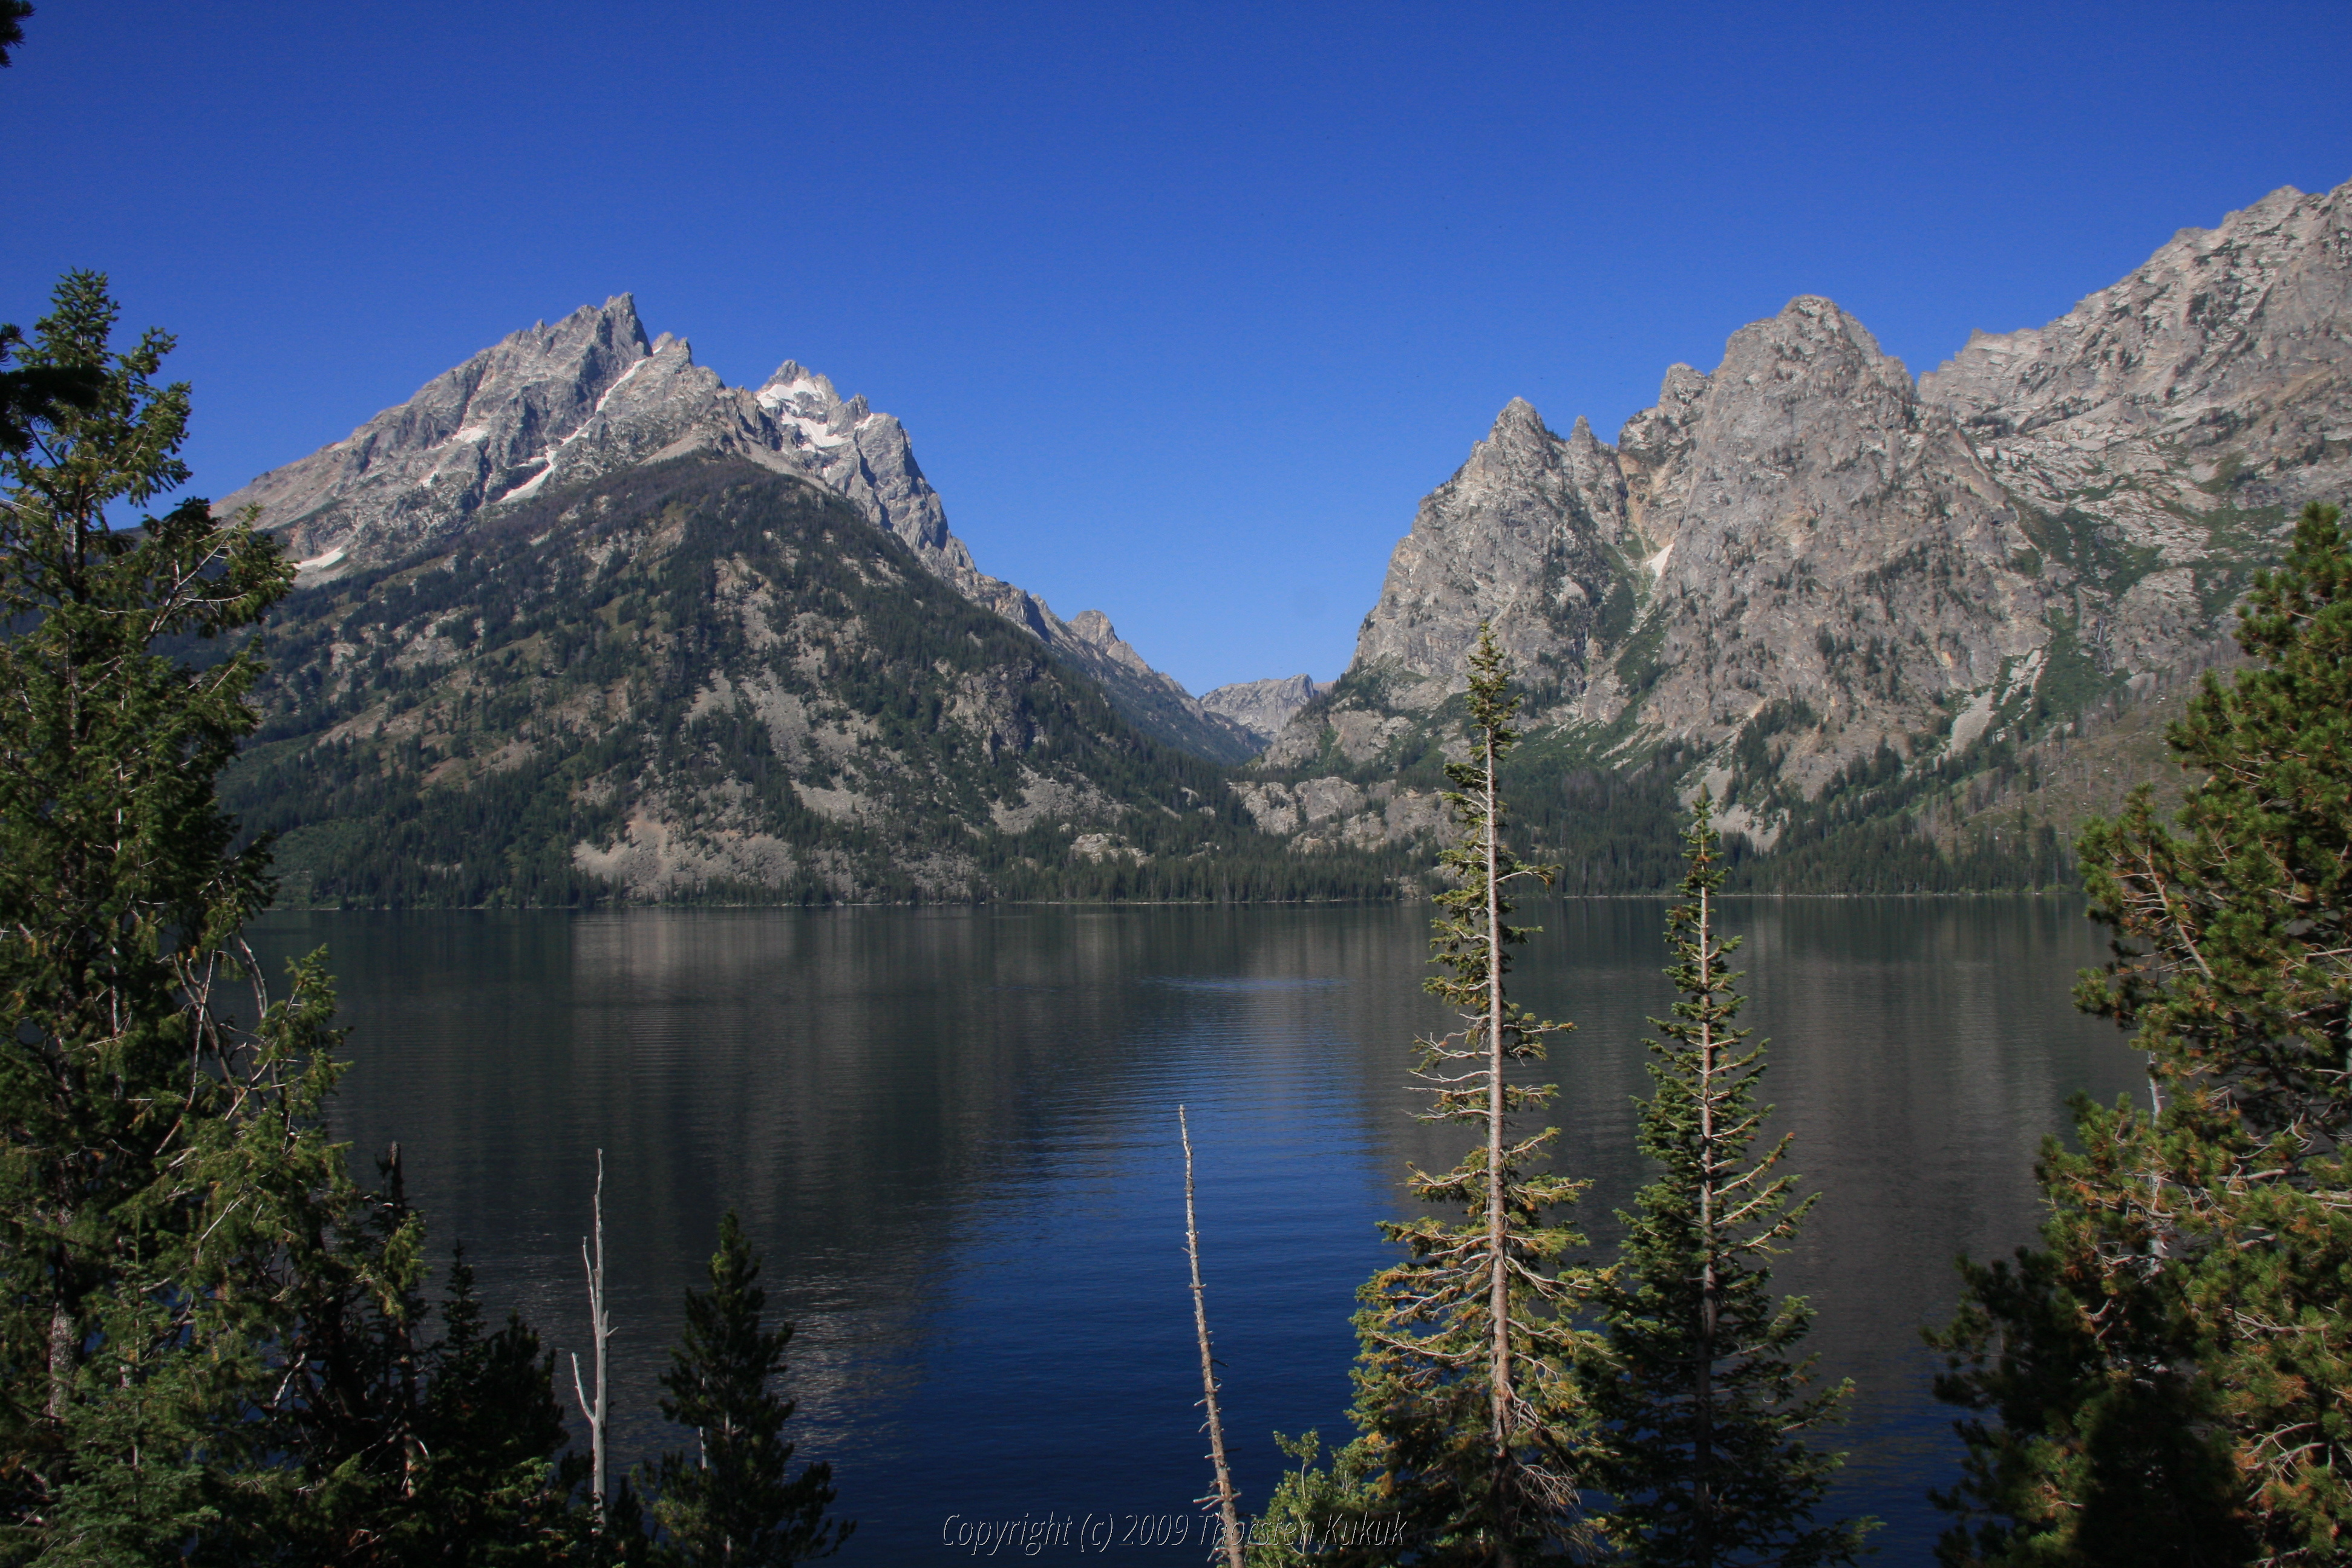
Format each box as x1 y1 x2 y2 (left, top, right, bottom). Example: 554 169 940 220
1259 177 2352 853
1199 674 1319 745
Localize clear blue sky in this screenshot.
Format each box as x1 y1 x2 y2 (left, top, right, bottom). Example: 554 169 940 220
5 1 2350 693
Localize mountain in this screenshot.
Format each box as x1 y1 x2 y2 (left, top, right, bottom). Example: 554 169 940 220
1200 674 1321 744
219 456 1387 905
1258 179 2352 878
217 297 1256 764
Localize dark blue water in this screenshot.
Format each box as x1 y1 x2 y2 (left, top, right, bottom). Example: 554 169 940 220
248 898 2139 1564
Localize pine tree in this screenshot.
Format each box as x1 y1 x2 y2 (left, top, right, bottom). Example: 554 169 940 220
1583 797 1866 1567
0 274 589 1561
1342 624 1592 1564
1930 501 2352 1566
0 269 321 1553
643 1211 848 1566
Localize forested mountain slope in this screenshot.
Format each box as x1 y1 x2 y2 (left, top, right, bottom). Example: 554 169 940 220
221 458 1384 905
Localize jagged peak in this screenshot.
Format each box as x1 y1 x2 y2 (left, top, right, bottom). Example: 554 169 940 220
1719 296 1909 387
1765 294 1877 342
1068 609 1119 646
758 360 843 409
1491 396 1548 434
1471 398 1558 466
1658 362 1708 407
561 293 647 341
1564 413 1613 456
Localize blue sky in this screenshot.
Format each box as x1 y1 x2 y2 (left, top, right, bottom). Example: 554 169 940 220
5 1 2350 693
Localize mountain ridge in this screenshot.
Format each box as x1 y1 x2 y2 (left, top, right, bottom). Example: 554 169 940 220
1255 177 2352 866
217 297 1259 764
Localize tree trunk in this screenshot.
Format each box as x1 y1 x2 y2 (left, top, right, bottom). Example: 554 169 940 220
45 1293 73 1421
1180 1108 1246 1568
1694 883 1716 1567
570 1150 611 1522
1484 728 1514 1568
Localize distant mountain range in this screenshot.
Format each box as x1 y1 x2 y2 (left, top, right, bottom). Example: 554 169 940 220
217 178 2352 901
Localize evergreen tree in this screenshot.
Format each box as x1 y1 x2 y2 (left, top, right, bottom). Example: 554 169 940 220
0 2 33 69
642 1211 848 1566
1929 501 2352 1566
1342 624 1593 1564
0 268 315 1554
0 273 587 1561
1583 798 1866 1567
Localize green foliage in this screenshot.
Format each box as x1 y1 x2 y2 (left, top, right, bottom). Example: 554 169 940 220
2017 504 2163 597
1245 1432 1381 1565
1929 501 2352 1566
0 4 31 70
0 275 587 1562
1342 625 1595 1562
1583 801 1866 1567
638 1212 848 1566
0 270 301 1553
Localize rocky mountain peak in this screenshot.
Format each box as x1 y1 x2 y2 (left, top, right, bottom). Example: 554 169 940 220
1910 175 2352 671
1273 289 2044 791
1063 609 1155 676
215 298 1262 765
1267 178 2352 852
1713 295 1914 407
1455 397 1566 489
1313 390 1639 733
1615 363 1711 536
1489 396 1549 442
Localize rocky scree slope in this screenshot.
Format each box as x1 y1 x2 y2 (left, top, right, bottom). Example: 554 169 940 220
217 296 1256 764
1258 178 2352 874
222 457 1387 906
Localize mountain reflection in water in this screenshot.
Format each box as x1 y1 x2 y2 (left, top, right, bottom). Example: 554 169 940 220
250 899 2137 1564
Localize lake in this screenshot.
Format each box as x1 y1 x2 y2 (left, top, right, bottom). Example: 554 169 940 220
248 897 2142 1564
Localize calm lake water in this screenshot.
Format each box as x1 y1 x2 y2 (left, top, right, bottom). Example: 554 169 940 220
249 898 2141 1566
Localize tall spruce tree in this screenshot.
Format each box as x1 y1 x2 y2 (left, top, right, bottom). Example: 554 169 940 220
0 274 588 1561
0 269 324 1553
1929 501 2352 1566
1343 624 1592 1564
1583 798 1866 1567
642 1212 848 1566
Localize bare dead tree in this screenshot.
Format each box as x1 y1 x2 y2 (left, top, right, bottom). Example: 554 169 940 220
569 1148 612 1522
1181 1106 1246 1568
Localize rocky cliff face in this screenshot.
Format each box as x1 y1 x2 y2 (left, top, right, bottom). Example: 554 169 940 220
218 297 1254 763
1200 674 1321 744
1263 178 2352 858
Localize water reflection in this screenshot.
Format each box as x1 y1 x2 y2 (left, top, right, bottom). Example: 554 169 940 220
250 898 2138 1564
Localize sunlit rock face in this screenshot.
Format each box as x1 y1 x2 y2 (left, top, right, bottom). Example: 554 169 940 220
1200 674 1321 747
1261 178 2352 849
